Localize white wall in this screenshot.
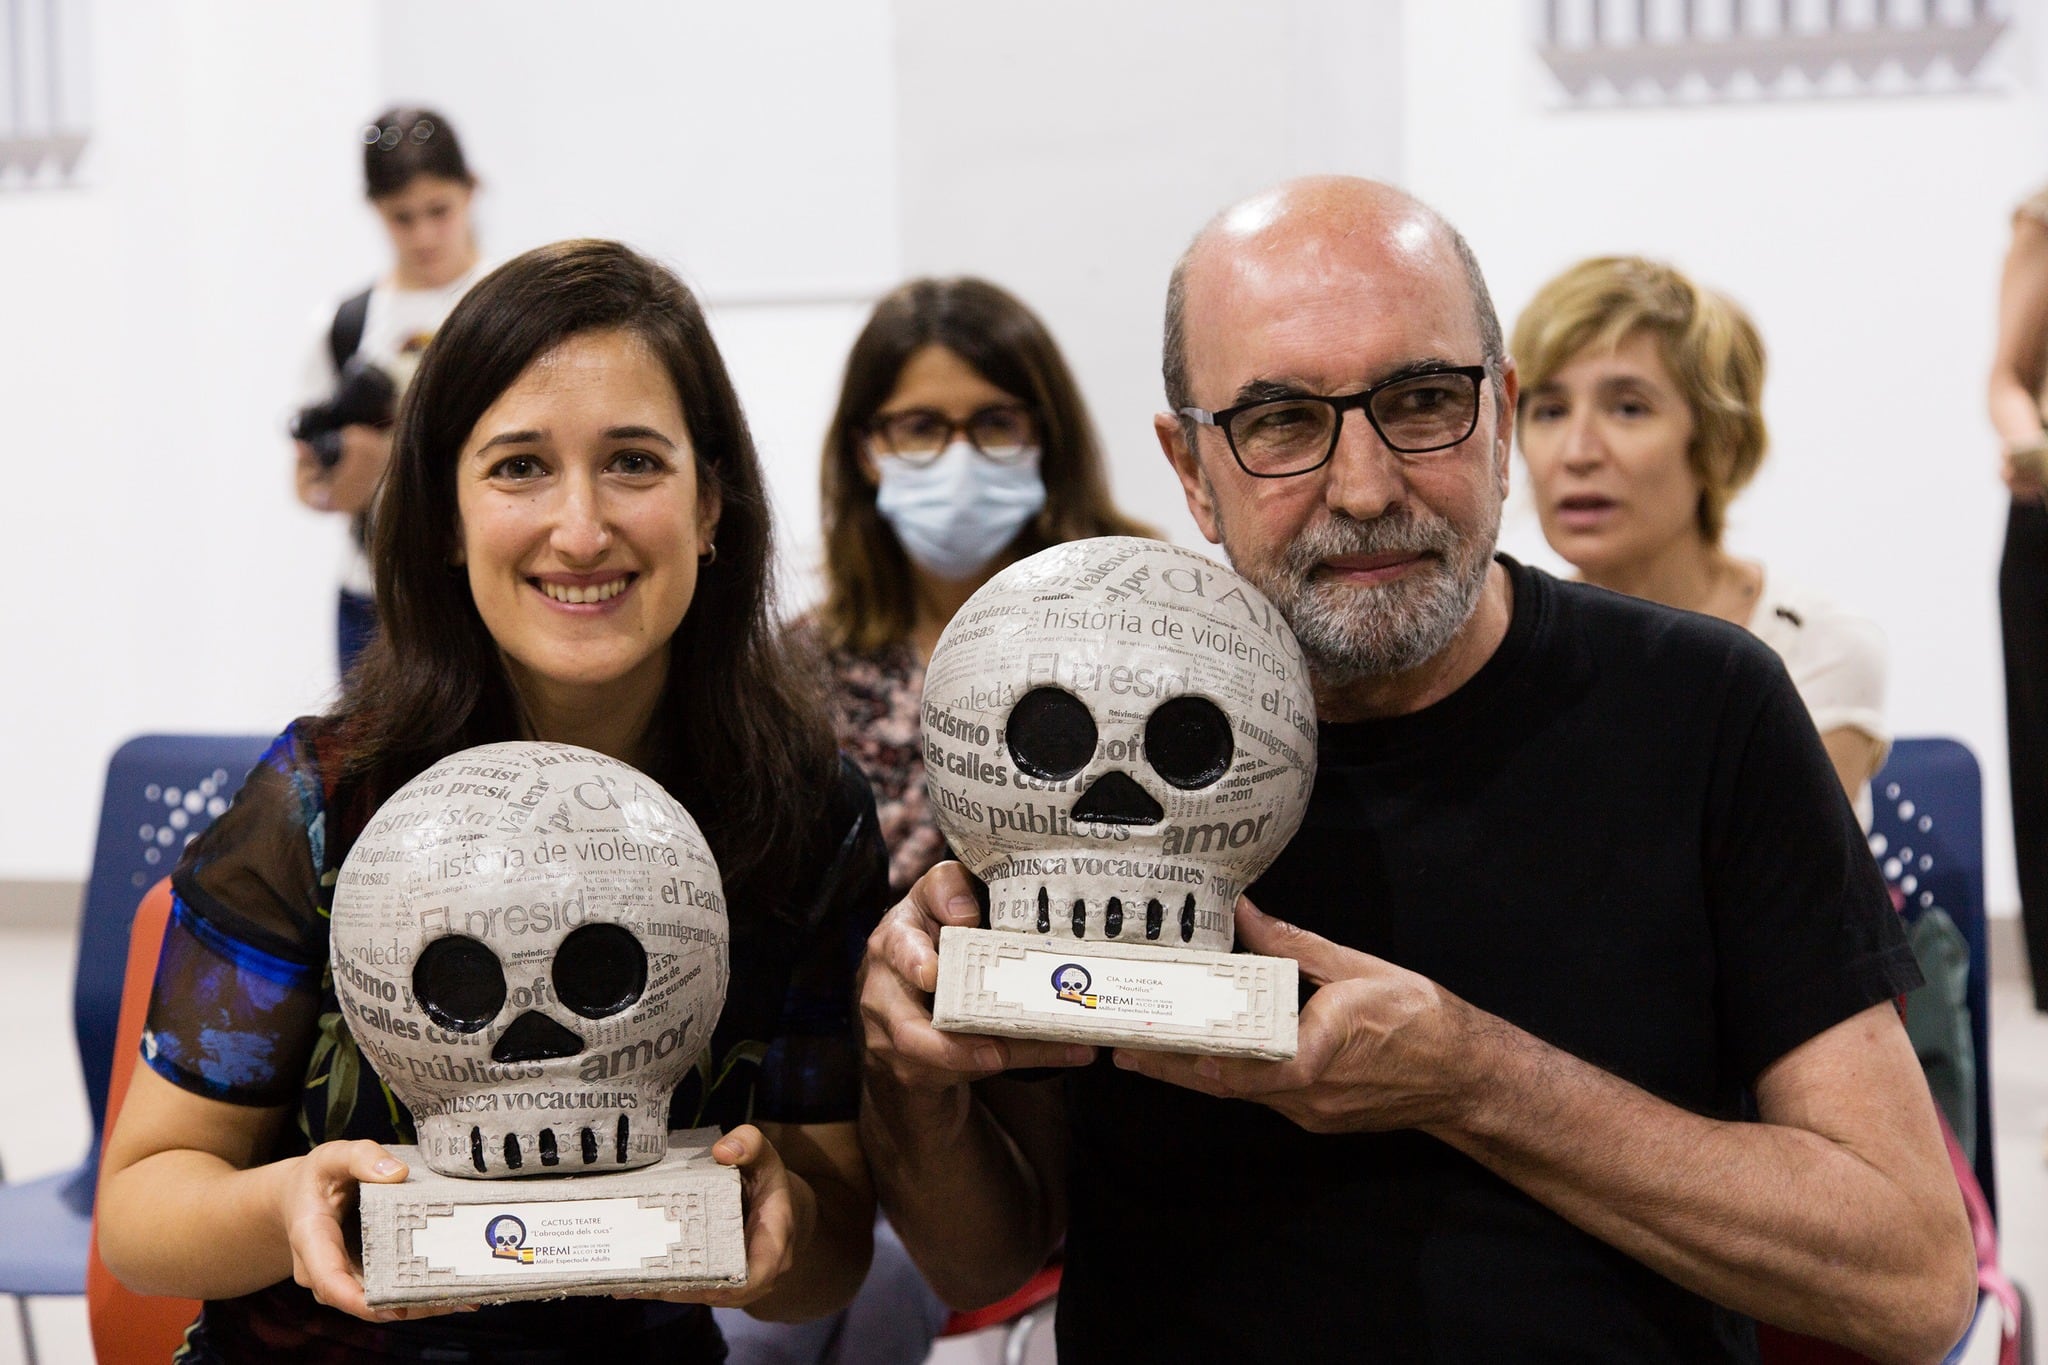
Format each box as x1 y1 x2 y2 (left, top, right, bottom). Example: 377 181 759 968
1403 1 2048 915
370 0 905 610
0 0 1407 887
13 0 2031 918
0 1 376 885
891 0 1406 545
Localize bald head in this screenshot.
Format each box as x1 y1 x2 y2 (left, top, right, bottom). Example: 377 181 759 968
1161 177 1504 416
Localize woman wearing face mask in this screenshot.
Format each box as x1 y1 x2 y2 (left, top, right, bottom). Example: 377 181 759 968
292 106 492 675
809 276 1156 896
720 278 1153 1365
1514 256 1889 823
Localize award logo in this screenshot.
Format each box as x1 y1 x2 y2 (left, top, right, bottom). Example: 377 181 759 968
486 1214 535 1264
1052 963 1098 1008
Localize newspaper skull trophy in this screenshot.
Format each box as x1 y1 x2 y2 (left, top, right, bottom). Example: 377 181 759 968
922 537 1317 953
331 741 729 1179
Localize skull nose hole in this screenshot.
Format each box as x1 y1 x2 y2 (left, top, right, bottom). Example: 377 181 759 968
504 1133 523 1170
1071 770 1164 826
539 1128 559 1166
580 1127 599 1165
1070 898 1085 938
470 1126 486 1173
1036 887 1049 934
615 1115 630 1165
1104 897 1123 938
1180 894 1197 943
1146 898 1163 941
491 1010 586 1064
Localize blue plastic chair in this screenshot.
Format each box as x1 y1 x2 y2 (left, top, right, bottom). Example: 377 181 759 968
1867 738 2029 1365
0 734 270 1365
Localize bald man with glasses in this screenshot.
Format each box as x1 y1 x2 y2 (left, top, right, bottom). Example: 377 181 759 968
857 177 1975 1365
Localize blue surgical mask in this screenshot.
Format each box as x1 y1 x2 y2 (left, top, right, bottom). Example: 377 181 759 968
875 441 1047 581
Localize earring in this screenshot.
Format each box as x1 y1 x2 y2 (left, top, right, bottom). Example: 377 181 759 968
699 543 718 566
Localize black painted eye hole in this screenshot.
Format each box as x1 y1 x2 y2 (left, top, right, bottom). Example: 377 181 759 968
1005 687 1097 782
412 935 506 1033
552 922 648 1020
1145 696 1234 790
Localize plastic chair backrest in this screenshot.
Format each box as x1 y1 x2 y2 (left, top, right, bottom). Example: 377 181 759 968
72 734 271 1144
88 877 202 1361
1865 737 1993 1215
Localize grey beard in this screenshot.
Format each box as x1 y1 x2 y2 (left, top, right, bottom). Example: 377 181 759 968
1243 504 1498 685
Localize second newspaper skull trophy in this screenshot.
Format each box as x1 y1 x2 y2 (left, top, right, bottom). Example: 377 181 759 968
925 537 1317 1058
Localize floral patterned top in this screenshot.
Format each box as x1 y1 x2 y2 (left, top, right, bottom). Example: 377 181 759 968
797 629 944 900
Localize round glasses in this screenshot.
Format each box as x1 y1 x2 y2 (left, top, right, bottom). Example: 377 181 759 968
867 404 1037 465
1179 365 1488 478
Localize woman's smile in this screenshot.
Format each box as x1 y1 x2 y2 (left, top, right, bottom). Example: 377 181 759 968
533 571 636 609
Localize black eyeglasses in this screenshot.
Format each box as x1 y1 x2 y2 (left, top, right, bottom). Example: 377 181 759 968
1179 365 1489 478
867 404 1037 465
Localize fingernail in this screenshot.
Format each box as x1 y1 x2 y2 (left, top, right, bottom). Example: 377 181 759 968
1239 902 1264 919
974 1046 1004 1071
713 1139 742 1160
1196 1059 1222 1081
1065 1046 1094 1065
372 1157 403 1177
947 895 978 918
1112 1050 1134 1069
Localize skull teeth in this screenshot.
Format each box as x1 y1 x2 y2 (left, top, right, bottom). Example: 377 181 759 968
1034 886 1199 943
465 1118 634 1174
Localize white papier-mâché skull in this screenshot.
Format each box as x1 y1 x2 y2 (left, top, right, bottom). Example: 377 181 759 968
330 742 728 1180
923 537 1316 952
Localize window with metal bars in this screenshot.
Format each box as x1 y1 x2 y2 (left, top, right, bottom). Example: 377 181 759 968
0 0 87 189
1535 0 2013 104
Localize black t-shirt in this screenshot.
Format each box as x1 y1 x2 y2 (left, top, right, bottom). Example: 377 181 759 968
1055 557 1920 1365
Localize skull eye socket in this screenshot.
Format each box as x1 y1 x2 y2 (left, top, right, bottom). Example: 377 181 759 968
1006 687 1097 781
552 923 648 1020
1145 696 1234 790
413 935 506 1033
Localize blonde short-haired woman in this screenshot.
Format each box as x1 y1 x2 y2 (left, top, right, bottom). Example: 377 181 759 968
1514 256 1888 822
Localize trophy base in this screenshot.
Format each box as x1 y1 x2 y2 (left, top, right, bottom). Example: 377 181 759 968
360 1129 746 1309
931 925 1297 1059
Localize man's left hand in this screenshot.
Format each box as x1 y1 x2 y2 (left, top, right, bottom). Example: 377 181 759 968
1112 899 1488 1135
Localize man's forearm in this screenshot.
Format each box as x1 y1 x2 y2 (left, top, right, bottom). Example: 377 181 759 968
1427 1005 1974 1365
859 1076 1061 1309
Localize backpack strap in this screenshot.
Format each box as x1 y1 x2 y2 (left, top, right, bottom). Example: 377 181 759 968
327 286 374 372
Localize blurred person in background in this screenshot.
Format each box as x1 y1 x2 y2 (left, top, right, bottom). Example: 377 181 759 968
292 105 490 675
1989 187 2048 1013
1515 255 1889 824
804 276 1156 902
716 277 1154 1364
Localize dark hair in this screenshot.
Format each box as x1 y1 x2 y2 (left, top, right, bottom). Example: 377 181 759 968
362 105 473 199
336 239 837 913
817 277 1157 653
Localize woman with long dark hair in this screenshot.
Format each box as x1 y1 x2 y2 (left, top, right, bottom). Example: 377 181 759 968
103 240 884 1363
719 279 1152 1364
808 276 1156 895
